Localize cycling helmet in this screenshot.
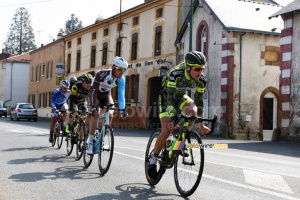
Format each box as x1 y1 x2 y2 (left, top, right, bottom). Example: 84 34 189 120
70 77 77 84
184 51 206 68
81 73 93 84
112 56 128 70
60 80 70 88
87 70 96 77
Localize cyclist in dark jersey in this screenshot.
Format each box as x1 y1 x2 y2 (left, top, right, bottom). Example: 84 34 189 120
148 51 211 180
65 73 93 137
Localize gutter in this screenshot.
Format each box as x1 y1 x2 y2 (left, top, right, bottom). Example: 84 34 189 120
4 61 14 105
239 33 246 120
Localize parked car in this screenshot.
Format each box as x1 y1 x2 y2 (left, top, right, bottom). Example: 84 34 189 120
0 101 7 118
10 103 38 121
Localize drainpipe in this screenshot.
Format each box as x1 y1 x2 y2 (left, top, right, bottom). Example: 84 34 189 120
4 61 13 105
239 33 246 120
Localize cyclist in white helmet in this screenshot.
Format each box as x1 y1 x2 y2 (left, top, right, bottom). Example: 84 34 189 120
87 56 128 154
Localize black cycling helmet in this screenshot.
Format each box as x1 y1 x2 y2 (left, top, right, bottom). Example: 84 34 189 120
81 73 93 84
70 77 77 84
184 51 206 68
87 70 96 77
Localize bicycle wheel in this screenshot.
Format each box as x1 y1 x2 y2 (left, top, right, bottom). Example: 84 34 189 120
83 131 94 168
145 129 166 185
98 125 114 175
57 121 64 149
51 129 57 147
174 131 204 197
76 123 86 160
66 132 74 156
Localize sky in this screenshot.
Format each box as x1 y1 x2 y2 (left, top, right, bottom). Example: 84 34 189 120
0 0 144 49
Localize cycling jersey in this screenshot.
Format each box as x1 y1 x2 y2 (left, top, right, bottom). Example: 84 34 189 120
90 69 125 111
51 88 71 109
160 63 206 119
69 82 90 113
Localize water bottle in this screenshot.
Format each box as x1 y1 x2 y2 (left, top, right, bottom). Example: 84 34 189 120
166 135 174 151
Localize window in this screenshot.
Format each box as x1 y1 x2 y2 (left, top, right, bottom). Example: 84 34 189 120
133 17 139 26
116 38 122 57
201 27 206 57
117 23 123 31
47 61 52 79
102 43 108 65
91 46 96 68
76 50 81 71
92 32 97 40
130 75 139 102
68 41 71 48
77 37 81 45
42 63 45 76
31 67 34 82
35 65 40 82
131 33 138 60
67 54 71 73
41 93 44 108
156 8 163 18
103 28 109 36
155 26 162 56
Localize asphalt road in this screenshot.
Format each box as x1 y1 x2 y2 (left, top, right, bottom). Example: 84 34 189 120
0 117 300 200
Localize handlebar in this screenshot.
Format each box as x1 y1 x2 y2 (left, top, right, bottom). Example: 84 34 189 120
175 110 217 135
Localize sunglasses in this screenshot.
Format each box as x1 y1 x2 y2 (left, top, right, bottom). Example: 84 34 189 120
192 67 204 72
116 67 126 72
62 86 69 89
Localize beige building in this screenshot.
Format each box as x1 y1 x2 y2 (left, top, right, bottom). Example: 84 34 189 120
28 37 65 117
64 0 179 128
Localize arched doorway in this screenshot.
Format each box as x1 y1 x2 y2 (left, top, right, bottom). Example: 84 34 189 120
148 77 163 129
263 92 277 141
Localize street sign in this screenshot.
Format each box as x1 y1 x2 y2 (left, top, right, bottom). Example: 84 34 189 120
56 77 64 85
55 62 65 74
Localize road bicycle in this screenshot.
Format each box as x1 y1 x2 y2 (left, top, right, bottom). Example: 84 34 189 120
83 104 128 175
145 110 217 197
66 110 89 160
51 110 67 149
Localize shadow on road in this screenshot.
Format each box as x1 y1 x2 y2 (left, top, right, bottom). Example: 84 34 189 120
9 166 101 182
2 146 49 152
78 183 186 200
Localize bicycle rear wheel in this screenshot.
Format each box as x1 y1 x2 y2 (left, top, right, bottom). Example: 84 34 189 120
76 123 86 160
174 131 204 197
51 131 57 147
145 129 166 185
98 125 114 175
57 121 64 149
66 132 74 156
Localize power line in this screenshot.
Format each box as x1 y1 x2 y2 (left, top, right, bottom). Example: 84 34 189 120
0 0 52 8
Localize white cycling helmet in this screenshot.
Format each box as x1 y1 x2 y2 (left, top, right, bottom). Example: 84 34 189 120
112 56 128 69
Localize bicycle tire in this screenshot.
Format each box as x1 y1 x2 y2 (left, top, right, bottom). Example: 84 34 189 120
145 129 166 185
57 121 64 149
76 123 86 160
83 130 95 168
174 131 204 197
98 125 114 175
51 131 57 147
66 133 74 156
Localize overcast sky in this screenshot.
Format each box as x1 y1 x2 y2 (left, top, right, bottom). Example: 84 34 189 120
0 0 144 50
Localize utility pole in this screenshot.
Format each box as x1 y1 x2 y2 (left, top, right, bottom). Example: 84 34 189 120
189 0 193 51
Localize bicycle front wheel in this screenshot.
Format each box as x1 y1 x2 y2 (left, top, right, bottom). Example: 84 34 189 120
66 133 74 156
98 126 114 175
145 129 166 185
174 131 204 197
57 121 64 149
76 123 86 160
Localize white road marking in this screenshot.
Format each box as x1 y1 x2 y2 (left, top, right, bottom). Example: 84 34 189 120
115 150 299 200
243 169 294 194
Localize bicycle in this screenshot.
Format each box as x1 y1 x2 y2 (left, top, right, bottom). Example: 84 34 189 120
66 110 89 160
51 110 67 149
83 104 128 175
145 110 217 197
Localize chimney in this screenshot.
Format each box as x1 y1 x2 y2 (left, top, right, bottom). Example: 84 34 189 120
2 49 4 53
95 17 104 24
57 33 63 39
41 44 44 47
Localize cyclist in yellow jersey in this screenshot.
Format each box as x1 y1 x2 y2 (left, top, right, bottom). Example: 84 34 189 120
148 51 211 180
